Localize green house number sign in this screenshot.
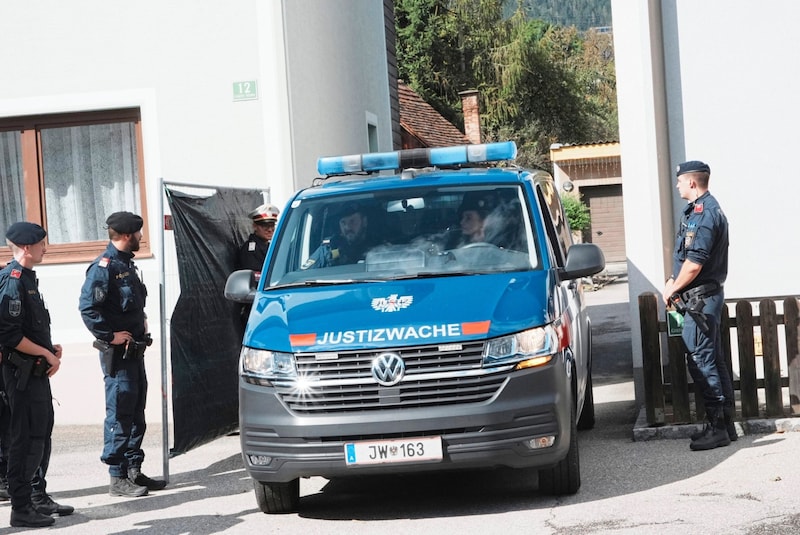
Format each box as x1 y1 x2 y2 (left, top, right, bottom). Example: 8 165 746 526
233 81 258 101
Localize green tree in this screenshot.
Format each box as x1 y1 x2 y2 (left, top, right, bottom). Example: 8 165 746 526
395 0 507 128
486 11 594 167
395 0 618 166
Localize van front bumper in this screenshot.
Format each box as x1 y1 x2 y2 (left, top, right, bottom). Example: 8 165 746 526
239 359 573 483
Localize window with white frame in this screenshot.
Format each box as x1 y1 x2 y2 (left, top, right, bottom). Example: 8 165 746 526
0 108 149 264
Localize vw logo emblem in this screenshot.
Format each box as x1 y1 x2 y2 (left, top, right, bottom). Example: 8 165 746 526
371 353 405 386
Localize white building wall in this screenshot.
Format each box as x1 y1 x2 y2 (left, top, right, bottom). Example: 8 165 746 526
612 0 800 406
284 0 394 187
0 0 392 428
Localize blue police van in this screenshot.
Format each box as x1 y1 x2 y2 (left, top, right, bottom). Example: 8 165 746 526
225 141 605 513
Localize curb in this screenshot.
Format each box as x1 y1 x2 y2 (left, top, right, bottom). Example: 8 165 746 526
632 408 800 441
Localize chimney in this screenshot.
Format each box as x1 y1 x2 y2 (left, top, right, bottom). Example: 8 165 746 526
459 89 481 144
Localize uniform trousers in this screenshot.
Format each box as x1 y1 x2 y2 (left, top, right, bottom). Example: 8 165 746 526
100 352 147 477
682 291 735 408
1 364 53 509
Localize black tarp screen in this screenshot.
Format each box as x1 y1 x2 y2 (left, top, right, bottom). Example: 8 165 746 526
164 185 263 455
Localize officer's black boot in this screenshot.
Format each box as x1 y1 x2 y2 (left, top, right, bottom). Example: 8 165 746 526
690 407 709 441
10 504 55 528
690 406 731 451
32 492 75 516
129 467 167 491
723 404 738 442
109 475 148 497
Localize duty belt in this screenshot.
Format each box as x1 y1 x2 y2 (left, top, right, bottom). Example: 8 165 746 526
682 282 721 301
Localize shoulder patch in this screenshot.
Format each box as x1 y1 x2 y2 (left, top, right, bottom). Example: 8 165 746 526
99 257 110 268
93 286 107 303
8 299 21 317
10 269 21 279
693 203 704 214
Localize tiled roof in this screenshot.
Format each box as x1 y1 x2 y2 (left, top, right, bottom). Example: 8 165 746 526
398 81 470 147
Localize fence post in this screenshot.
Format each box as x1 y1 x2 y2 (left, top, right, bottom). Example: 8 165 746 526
786 297 800 416
639 293 665 425
720 306 735 402
666 335 691 423
736 301 758 418
760 299 783 417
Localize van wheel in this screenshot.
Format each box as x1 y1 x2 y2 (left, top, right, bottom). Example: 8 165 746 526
538 402 581 495
253 479 299 514
577 369 595 430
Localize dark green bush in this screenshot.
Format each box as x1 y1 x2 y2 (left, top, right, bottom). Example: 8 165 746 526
561 193 591 231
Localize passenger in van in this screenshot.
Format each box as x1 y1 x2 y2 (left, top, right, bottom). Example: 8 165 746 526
446 192 495 248
301 202 375 269
484 199 527 251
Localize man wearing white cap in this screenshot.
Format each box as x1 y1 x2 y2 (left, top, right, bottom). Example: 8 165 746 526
235 203 280 274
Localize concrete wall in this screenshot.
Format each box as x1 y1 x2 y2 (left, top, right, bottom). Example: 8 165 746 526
0 0 392 428
612 0 800 404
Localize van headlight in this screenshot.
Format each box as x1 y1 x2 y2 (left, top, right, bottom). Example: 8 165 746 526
483 325 558 369
239 347 296 379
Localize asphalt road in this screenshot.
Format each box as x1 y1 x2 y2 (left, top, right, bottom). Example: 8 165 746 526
1 277 798 534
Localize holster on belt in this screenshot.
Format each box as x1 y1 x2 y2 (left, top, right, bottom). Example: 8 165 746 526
93 339 124 377
7 351 50 391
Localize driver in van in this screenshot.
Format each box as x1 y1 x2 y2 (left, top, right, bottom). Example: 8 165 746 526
301 202 375 269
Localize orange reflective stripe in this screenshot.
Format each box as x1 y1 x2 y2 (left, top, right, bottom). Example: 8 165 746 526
461 320 490 335
289 333 317 347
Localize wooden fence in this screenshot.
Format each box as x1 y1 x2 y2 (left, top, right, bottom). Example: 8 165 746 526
639 293 800 426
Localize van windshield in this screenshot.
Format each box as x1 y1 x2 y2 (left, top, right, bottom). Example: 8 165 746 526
265 184 540 288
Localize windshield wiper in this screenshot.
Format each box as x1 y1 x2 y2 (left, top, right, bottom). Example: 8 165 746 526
272 278 385 289
388 271 482 280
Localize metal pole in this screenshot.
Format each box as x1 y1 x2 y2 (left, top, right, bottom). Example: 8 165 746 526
159 178 170 481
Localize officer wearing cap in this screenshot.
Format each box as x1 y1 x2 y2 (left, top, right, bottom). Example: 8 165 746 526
0 222 73 527
78 211 166 497
301 202 374 269
663 161 735 451
235 203 280 273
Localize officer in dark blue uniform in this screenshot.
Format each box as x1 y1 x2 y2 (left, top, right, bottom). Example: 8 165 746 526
0 268 9 503
0 222 73 528
78 212 166 497
663 161 735 451
301 202 374 269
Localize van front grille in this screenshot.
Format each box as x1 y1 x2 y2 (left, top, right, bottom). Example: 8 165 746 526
273 341 509 413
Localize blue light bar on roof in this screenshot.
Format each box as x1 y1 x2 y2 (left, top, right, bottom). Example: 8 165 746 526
316 141 517 175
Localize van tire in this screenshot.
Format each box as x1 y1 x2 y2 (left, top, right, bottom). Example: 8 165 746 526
254 479 299 514
577 369 595 430
538 401 581 495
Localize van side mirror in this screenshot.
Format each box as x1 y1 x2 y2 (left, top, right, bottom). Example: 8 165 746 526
224 269 257 303
559 243 605 280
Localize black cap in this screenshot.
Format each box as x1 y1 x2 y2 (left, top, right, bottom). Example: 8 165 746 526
676 160 710 176
337 202 363 219
106 211 144 234
5 222 46 246
459 191 495 217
